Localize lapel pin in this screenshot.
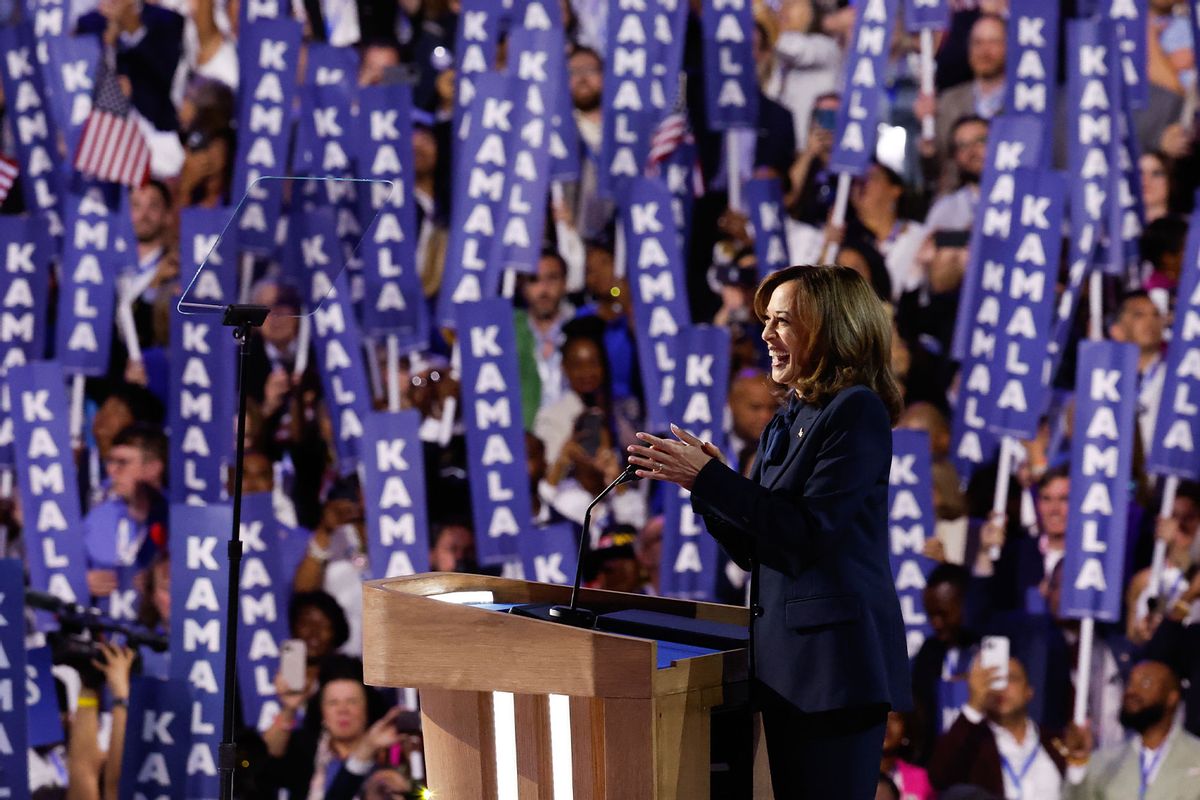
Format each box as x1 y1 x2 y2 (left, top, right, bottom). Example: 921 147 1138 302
797 428 805 440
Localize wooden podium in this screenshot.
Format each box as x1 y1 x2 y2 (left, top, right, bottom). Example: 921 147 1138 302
361 573 756 800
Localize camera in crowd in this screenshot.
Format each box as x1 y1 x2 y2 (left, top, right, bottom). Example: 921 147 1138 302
27 590 167 677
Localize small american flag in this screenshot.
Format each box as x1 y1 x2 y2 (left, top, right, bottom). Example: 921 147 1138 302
645 78 704 196
0 156 17 205
73 49 151 188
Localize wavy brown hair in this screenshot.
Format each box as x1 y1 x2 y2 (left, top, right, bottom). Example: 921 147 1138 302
753 265 903 424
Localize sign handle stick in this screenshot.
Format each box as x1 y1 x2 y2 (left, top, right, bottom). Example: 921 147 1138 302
614 221 627 280
69 373 85 450
727 131 744 213
1073 616 1095 726
822 172 852 263
919 28 936 141
117 302 142 366
438 396 456 448
1149 474 1179 601
1088 270 1104 341
363 336 384 406
386 334 402 413
292 317 311 381
239 252 255 304
989 435 1014 560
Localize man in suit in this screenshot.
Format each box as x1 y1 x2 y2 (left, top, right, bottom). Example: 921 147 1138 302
929 654 1064 798
1143 568 1200 736
911 563 982 764
916 14 1006 195
77 0 184 131
1063 660 1200 799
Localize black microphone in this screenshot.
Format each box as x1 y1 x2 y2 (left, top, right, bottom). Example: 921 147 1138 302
548 464 641 627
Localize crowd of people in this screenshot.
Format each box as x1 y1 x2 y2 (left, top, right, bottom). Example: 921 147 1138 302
3 0 1200 797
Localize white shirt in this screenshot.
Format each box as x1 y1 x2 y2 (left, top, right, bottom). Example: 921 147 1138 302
961 705 1061 800
924 184 979 232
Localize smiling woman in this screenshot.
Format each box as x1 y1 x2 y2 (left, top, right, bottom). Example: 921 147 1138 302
628 264 910 799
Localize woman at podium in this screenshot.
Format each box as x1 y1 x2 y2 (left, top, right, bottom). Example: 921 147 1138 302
627 265 912 798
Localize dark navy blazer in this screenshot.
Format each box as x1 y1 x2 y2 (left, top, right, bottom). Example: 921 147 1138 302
691 384 913 714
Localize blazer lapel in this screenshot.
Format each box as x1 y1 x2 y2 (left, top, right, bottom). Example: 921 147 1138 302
761 402 823 490
1107 743 1142 799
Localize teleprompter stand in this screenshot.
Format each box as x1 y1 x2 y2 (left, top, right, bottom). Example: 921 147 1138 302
217 303 270 800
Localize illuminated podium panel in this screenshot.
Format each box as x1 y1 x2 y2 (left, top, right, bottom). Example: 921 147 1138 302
361 574 765 800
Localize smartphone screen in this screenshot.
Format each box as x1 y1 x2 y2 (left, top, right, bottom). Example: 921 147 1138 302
813 108 837 132
280 639 307 691
980 636 1010 690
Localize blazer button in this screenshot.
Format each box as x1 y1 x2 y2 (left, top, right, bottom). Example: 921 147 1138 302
751 604 764 618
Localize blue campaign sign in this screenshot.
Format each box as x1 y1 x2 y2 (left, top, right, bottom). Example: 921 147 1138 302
117 677 192 800
354 83 427 348
519 521 578 586
232 18 303 254
20 0 67 35
456 298 533 566
1114 87 1143 267
1066 19 1123 276
599 0 689 195
0 560 29 800
237 492 293 732
1106 0 1147 109
452 0 504 143
56 184 133 377
43 36 100 157
25 645 64 748
9 362 87 614
296 209 372 475
829 0 899 176
0 217 53 468
294 43 360 172
169 209 236 506
660 326 730 601
888 431 937 659
1149 208 1200 478
701 0 759 130
622 178 693 432
237 0 285 27
904 0 948 31
952 115 1046 361
168 503 232 799
745 178 790 281
0 25 64 237
661 134 703 249
361 410 431 578
506 23 580 181
438 73 516 327
298 85 365 305
949 116 1044 477
489 77 554 278
1061 342 1138 623
975 168 1066 440
1004 0 1059 150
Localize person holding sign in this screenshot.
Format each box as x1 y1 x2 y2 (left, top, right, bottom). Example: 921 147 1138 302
626 265 910 797
1062 660 1200 800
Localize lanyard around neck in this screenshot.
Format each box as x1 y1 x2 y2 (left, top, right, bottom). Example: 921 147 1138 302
999 740 1040 799
1139 740 1168 800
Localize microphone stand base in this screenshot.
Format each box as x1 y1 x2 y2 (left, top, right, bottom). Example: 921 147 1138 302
547 605 596 628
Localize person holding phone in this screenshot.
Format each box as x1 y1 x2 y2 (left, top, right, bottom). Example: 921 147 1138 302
929 653 1065 799
626 265 911 798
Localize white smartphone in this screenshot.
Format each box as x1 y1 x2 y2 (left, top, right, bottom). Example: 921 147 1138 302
980 635 1010 690
280 639 307 692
